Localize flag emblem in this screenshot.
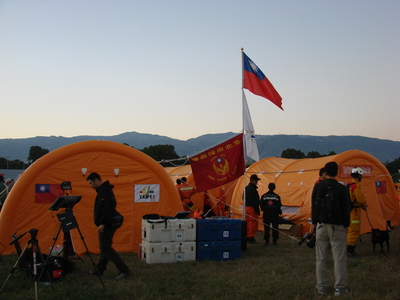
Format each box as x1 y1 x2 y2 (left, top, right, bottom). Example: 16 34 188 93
213 158 229 176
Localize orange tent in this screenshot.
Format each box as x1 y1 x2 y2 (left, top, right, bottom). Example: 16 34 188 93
230 150 400 236
0 140 182 255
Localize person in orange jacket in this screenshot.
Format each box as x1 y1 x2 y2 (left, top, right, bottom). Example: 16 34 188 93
244 175 261 244
216 186 227 216
177 177 197 212
314 167 325 185
347 167 367 258
202 191 215 218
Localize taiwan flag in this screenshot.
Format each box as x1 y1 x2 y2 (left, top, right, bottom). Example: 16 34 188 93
242 51 283 110
190 133 245 192
375 181 387 194
35 184 64 203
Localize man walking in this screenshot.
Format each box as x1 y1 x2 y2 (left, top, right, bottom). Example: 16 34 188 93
86 172 131 280
312 162 350 296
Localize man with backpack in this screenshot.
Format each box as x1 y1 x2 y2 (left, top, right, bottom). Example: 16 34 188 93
312 162 351 296
86 172 131 280
347 167 367 258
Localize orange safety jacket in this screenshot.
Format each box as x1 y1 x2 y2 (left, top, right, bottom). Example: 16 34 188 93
348 179 367 246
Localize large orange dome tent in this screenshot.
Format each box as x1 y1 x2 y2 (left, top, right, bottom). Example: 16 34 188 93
230 150 400 236
0 140 182 255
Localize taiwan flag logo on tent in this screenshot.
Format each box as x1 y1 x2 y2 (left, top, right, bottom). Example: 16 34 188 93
35 184 64 203
375 181 387 194
190 133 245 192
242 51 283 110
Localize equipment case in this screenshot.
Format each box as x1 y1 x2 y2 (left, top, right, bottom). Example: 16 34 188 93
142 218 196 243
141 241 196 264
196 240 241 261
196 219 242 241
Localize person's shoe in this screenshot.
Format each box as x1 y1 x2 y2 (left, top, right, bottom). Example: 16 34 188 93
88 270 103 276
115 271 131 280
272 240 278 245
264 240 269 246
348 252 361 259
247 237 257 244
334 288 349 296
316 286 327 295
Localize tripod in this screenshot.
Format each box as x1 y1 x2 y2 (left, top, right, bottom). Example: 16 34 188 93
48 208 105 288
0 229 55 300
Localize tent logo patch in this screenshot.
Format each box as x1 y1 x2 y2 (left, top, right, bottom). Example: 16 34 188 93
134 184 160 203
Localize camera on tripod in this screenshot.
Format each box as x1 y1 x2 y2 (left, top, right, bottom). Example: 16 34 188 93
29 229 38 240
298 232 316 248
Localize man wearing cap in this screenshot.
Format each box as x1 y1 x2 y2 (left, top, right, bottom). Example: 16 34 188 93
244 174 261 244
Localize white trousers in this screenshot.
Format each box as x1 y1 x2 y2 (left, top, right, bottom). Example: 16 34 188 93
315 223 348 289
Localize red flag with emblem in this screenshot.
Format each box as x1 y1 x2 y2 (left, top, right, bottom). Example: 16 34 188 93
189 133 245 192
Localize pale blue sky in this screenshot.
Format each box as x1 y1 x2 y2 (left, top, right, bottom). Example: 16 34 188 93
1 0 399 141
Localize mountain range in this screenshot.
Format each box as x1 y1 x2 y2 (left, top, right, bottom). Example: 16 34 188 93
0 132 399 163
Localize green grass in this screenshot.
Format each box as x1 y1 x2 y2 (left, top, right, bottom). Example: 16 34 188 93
1 228 399 300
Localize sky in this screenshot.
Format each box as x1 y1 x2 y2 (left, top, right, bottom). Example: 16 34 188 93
1 0 399 142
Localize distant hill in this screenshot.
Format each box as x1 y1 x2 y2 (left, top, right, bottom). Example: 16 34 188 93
0 132 398 163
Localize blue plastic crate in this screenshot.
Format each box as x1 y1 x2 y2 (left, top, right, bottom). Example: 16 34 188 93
196 240 241 261
196 219 242 241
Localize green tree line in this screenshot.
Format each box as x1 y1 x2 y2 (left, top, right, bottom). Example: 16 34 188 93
0 145 399 179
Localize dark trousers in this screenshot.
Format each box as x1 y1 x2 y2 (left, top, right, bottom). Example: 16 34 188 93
263 217 280 241
97 227 129 274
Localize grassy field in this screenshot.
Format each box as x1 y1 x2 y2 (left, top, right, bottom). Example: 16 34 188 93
0 227 399 300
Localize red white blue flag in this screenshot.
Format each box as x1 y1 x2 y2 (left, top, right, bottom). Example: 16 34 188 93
242 51 283 110
35 184 64 203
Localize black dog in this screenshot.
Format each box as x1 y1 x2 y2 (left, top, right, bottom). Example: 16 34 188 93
371 228 390 255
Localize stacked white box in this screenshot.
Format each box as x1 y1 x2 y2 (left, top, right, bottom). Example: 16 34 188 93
141 218 197 263
142 218 196 242
141 241 196 264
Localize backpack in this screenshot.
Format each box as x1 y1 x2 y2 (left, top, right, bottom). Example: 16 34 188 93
345 182 356 210
110 211 124 229
315 182 341 224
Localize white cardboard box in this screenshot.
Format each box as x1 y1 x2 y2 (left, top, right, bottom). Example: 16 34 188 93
141 241 196 264
142 218 196 242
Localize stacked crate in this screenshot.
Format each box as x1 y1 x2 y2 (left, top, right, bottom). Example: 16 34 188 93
141 218 196 264
196 218 242 261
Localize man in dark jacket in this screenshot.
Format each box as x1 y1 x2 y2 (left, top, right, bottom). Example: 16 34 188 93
311 162 350 296
245 174 261 244
86 172 130 280
260 183 282 245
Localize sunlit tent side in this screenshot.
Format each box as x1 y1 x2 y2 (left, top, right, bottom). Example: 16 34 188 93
0 140 182 255
230 150 400 236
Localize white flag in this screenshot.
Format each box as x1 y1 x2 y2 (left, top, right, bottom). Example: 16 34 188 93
242 91 259 161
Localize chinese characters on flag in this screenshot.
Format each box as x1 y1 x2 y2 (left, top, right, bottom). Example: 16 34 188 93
190 133 245 192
